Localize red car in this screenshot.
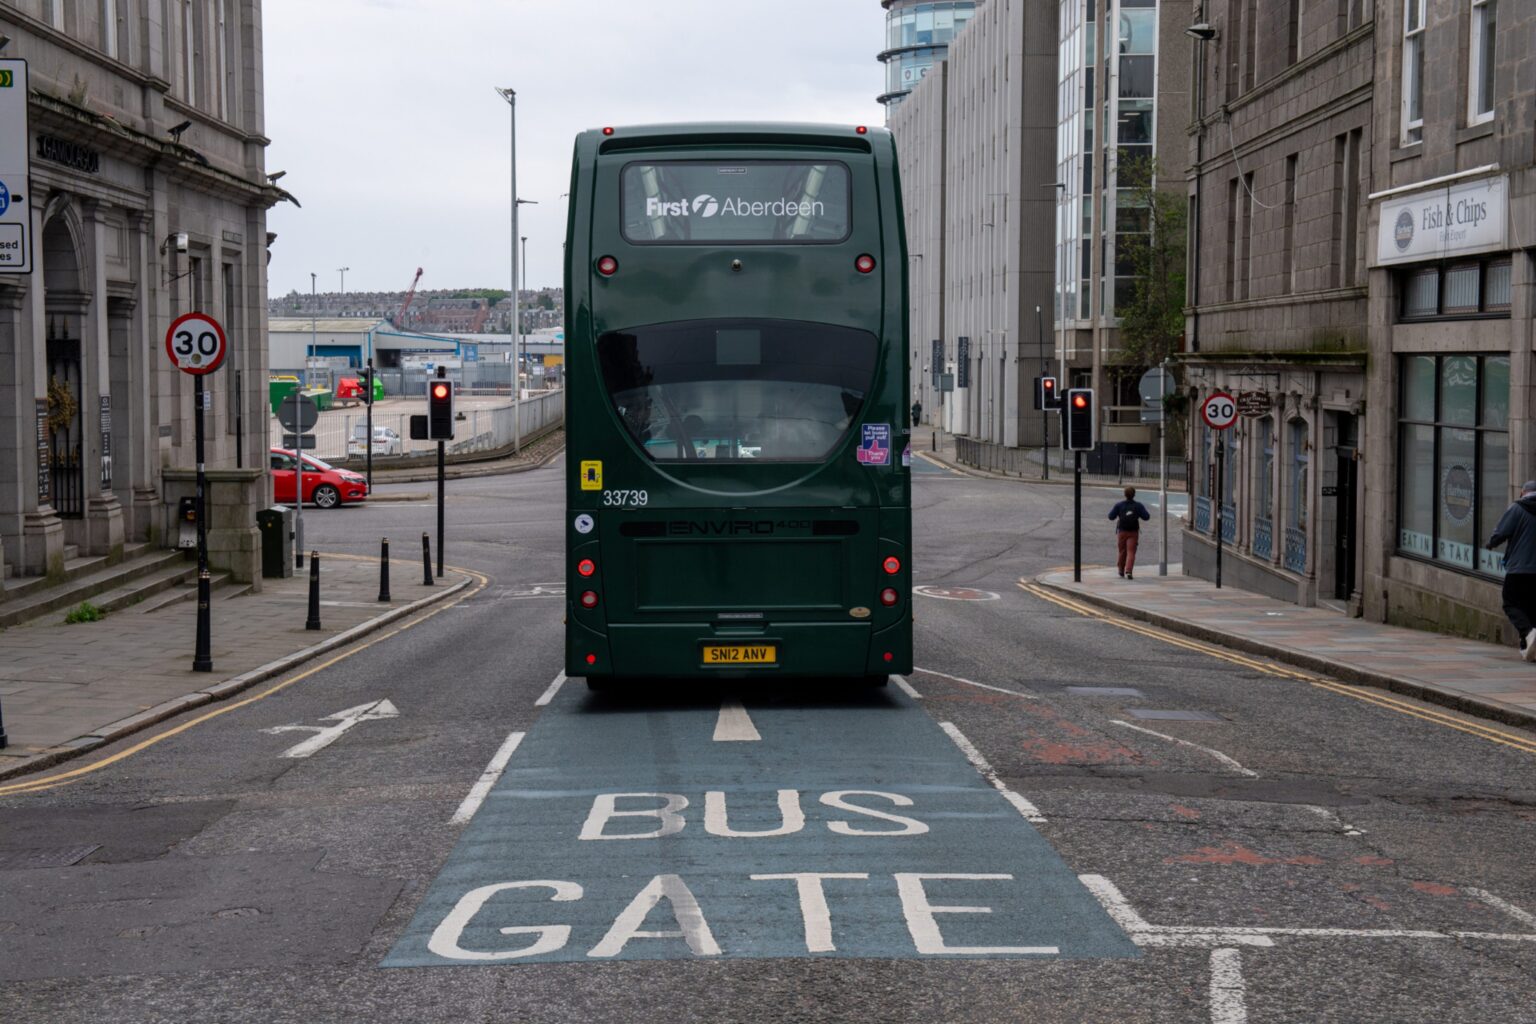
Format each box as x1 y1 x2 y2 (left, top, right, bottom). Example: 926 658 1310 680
269 448 369 508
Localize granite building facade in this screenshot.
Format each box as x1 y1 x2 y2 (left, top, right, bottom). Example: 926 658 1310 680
0 1 280 587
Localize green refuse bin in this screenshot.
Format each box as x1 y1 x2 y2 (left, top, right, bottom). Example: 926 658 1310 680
257 506 294 578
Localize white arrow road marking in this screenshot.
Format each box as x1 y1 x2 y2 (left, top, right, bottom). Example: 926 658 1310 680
939 722 1046 823
1109 719 1257 778
451 731 526 824
263 699 399 759
713 699 761 742
535 672 567 707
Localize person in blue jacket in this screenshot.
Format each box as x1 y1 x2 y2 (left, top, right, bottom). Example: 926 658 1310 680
1487 480 1536 660
1108 486 1151 579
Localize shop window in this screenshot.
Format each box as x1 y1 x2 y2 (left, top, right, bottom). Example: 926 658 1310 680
1398 258 1512 321
1396 354 1510 577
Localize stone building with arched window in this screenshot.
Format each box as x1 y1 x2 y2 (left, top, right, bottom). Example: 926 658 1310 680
0 2 282 591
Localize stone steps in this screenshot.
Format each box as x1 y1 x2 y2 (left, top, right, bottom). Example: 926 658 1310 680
0 548 192 629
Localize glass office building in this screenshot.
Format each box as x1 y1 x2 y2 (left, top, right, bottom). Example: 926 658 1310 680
878 1 982 109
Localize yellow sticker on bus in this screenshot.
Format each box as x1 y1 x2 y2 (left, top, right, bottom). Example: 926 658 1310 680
580 460 603 490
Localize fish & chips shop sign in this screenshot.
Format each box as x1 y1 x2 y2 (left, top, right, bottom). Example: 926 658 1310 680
1375 175 1506 266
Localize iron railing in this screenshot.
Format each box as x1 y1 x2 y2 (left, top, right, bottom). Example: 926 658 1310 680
1194 496 1211 533
1284 525 1308 574
270 390 563 463
1253 516 1274 560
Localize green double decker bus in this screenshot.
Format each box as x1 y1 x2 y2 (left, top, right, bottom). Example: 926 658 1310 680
564 122 912 688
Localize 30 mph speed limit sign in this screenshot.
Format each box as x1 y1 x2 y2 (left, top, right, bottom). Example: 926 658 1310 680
164 312 228 375
1201 391 1238 430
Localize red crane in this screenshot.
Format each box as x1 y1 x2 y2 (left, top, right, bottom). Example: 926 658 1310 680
392 267 424 327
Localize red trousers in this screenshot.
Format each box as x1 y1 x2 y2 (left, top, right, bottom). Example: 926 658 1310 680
1117 530 1140 576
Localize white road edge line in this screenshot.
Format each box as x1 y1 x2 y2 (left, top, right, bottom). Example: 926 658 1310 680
1209 949 1248 1024
1109 719 1258 778
450 731 526 825
939 721 1046 823
1077 874 1536 946
535 672 567 707
892 675 923 699
714 699 762 742
1468 888 1536 930
915 666 1037 699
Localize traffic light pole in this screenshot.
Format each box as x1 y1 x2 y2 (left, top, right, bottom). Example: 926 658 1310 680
1073 450 1083 583
365 357 374 490
437 440 446 579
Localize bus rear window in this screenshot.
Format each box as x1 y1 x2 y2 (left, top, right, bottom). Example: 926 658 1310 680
598 319 877 463
621 161 851 244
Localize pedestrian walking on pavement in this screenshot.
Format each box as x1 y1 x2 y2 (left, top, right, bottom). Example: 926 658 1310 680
1487 480 1536 660
911 398 923 426
1108 486 1151 579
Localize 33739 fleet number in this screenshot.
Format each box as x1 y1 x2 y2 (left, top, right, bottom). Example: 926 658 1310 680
601 489 648 507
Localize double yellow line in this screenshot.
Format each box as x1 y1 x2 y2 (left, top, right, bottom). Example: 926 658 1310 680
0 566 489 797
1020 581 1536 757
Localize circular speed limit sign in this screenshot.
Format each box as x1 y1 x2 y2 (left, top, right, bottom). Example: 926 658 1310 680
1201 391 1238 430
164 312 228 375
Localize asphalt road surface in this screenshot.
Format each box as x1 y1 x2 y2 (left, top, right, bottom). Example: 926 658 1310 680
3 451 1534 1023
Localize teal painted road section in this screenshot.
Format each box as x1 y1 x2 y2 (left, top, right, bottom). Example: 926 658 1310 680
384 685 1137 965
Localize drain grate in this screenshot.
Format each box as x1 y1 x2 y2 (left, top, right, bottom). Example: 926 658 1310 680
1067 686 1145 697
1126 709 1226 722
0 844 101 870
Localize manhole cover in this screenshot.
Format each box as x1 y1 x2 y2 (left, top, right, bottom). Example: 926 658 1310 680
1126 709 1225 722
0 844 101 869
1067 687 1145 697
913 585 1000 602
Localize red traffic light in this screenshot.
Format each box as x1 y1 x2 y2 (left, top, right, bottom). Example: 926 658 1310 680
1043 379 1055 391
1073 394 1088 409
431 382 449 400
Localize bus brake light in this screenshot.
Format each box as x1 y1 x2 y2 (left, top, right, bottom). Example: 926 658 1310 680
586 653 597 665
597 255 619 276
880 587 899 607
577 558 596 577
882 556 901 575
602 126 615 136
580 590 599 609
855 254 876 274
856 125 868 135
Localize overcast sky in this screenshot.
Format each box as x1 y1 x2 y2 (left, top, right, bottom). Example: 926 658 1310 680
263 0 889 299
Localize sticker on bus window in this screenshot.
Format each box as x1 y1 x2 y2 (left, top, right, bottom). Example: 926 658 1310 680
857 424 891 466
901 443 911 468
581 460 603 490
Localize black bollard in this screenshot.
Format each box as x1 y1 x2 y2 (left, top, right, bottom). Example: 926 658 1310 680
305 551 322 630
422 531 434 586
0 692 9 749
378 537 392 602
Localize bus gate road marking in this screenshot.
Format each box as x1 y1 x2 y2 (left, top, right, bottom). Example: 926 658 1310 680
713 699 761 742
262 699 399 759
535 672 567 707
384 682 1135 965
914 666 1037 699
913 585 1000 602
891 676 923 699
451 731 526 825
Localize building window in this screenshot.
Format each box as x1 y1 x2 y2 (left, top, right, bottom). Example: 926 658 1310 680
1397 354 1510 576
1401 0 1425 145
1282 155 1298 291
1289 419 1309 533
1397 257 1513 321
1238 173 1254 300
1288 0 1302 64
1469 0 1496 125
103 0 118 58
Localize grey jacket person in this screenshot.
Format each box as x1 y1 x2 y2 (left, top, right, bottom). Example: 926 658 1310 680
1488 494 1536 574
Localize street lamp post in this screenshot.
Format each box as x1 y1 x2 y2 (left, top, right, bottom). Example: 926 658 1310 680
521 235 528 393
495 87 519 452
337 265 349 296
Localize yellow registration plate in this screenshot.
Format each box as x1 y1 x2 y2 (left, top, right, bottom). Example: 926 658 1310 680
702 644 777 665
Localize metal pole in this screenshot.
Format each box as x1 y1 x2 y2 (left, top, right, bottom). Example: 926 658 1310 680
193 374 213 672
365 356 374 489
234 369 243 469
437 439 445 579
422 531 434 586
305 551 322 630
378 537 391 602
505 88 521 455
1158 361 1169 576
1036 305 1048 480
1215 437 1225 589
521 234 528 418
1073 450 1083 583
298 272 315 569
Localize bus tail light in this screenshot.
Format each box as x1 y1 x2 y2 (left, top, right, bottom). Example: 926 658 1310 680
586 653 597 665
883 651 893 662
580 590 599 609
855 125 868 135
882 556 901 575
596 255 619 277
880 587 899 607
602 126 615 136
577 558 596 577
855 254 877 274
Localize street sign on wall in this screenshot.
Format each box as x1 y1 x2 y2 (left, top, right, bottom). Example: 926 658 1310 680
1200 391 1238 430
1237 391 1273 417
0 59 32 274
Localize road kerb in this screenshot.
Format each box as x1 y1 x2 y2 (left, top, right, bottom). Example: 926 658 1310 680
0 573 472 784
1032 574 1536 734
